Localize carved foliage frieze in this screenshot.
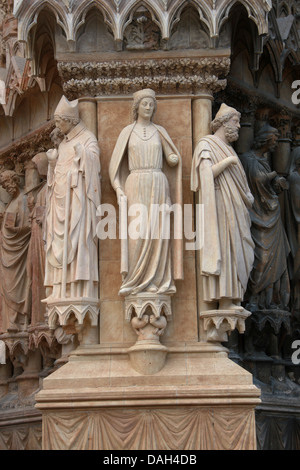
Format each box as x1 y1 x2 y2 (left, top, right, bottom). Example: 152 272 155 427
58 57 230 98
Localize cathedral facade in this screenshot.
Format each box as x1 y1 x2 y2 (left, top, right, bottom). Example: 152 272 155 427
0 0 299 450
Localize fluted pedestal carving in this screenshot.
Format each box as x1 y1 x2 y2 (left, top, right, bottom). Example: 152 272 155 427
36 342 260 450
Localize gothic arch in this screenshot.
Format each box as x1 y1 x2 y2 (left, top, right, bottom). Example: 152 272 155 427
14 0 272 47
168 2 211 49
169 0 271 40
169 0 211 42
72 0 116 44
17 0 70 45
118 0 164 41
216 0 271 38
265 40 282 83
278 1 290 17
74 5 115 52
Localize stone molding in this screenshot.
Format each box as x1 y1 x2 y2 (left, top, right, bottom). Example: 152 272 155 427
0 121 55 167
58 55 230 98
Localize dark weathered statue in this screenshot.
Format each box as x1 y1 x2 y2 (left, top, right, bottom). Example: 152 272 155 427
286 147 300 312
240 124 290 310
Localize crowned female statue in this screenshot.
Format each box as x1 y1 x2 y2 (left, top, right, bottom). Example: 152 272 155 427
109 89 183 335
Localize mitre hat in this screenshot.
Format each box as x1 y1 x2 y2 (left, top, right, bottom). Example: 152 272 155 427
133 88 156 103
215 103 239 119
54 95 79 120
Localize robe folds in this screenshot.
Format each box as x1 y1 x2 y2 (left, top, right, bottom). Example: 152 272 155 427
0 191 31 331
27 183 47 325
109 122 183 296
44 121 101 295
240 150 290 296
287 168 300 279
191 135 254 302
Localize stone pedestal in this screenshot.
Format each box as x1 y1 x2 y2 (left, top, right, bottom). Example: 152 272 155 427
35 342 260 450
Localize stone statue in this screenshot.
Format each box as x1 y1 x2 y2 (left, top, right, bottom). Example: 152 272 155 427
44 96 101 302
26 152 49 327
0 170 31 332
286 147 300 311
240 124 290 310
109 88 183 298
191 103 255 313
109 88 183 351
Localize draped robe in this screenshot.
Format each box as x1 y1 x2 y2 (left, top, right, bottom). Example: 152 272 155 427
287 168 300 279
109 122 183 296
0 191 31 331
191 135 254 302
240 150 290 300
27 182 47 325
44 121 101 299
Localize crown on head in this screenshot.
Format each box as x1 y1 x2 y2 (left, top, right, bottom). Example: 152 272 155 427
133 88 156 103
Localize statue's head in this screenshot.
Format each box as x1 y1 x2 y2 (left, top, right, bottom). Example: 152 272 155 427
253 124 279 153
32 152 48 178
132 88 157 122
211 103 241 143
54 96 80 135
0 170 20 196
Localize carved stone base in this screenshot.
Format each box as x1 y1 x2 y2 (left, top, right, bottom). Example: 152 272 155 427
127 340 168 375
0 332 29 360
201 309 251 342
36 342 261 450
46 298 100 329
124 293 172 322
124 293 172 373
28 324 56 350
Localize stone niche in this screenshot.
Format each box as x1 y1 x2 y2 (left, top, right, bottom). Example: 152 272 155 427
168 6 211 50
76 8 115 53
98 97 196 346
